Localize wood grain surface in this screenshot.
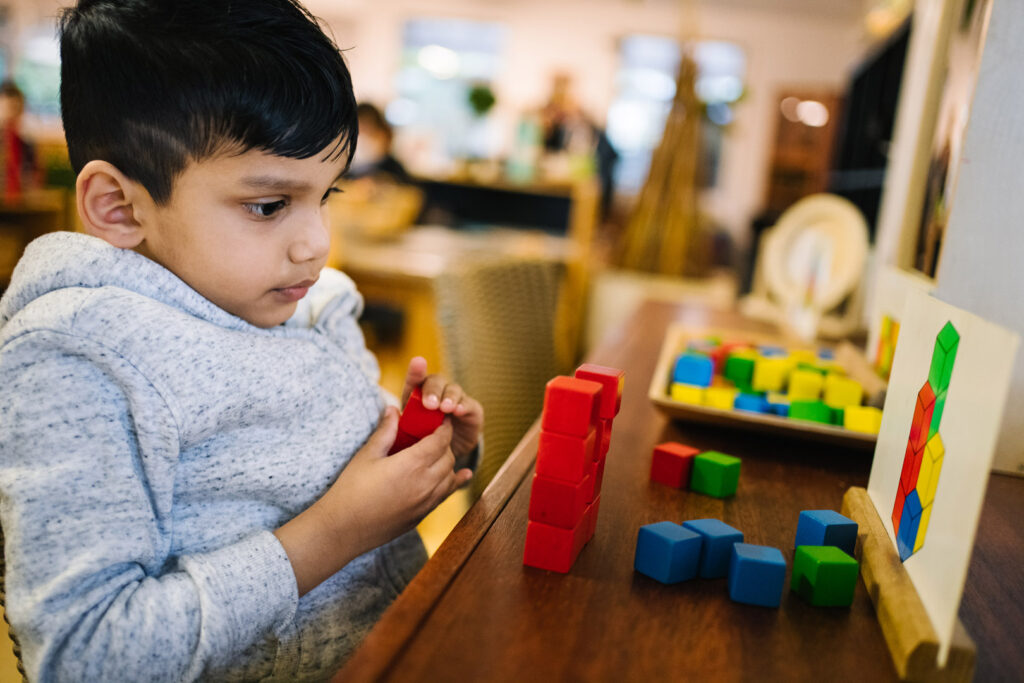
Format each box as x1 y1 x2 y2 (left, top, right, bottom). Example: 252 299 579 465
336 300 1024 682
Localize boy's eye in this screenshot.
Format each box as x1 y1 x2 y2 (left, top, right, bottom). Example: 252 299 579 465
243 199 287 218
321 186 342 204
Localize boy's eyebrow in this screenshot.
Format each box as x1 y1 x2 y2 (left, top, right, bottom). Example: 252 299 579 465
240 175 312 192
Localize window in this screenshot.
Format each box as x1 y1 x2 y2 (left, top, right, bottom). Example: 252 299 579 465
388 18 506 170
606 35 746 194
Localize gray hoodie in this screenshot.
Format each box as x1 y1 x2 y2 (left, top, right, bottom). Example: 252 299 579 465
0 232 427 682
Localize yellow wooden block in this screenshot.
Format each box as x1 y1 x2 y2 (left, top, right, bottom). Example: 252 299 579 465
705 386 738 410
843 405 883 434
918 435 945 507
728 349 757 361
788 369 824 401
914 502 933 553
821 362 847 376
671 382 705 405
824 374 862 407
752 357 788 392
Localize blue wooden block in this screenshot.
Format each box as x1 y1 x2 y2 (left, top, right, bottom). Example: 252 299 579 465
682 518 744 578
768 402 790 417
733 393 770 413
897 490 922 561
728 543 786 607
758 345 787 357
673 353 713 387
817 348 835 360
634 521 702 584
794 510 858 556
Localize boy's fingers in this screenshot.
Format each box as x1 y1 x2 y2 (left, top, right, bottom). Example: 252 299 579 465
362 406 399 457
401 356 429 405
439 383 464 413
419 375 447 410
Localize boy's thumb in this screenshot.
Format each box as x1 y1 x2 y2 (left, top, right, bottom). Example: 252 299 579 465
363 406 399 457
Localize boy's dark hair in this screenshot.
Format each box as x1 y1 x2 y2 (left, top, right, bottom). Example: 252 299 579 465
59 0 358 204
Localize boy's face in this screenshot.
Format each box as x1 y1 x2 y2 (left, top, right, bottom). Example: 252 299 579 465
137 145 345 327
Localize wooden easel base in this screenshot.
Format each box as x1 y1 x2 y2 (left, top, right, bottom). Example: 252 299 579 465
842 487 975 682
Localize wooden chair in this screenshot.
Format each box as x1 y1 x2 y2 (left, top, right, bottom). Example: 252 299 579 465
434 257 566 496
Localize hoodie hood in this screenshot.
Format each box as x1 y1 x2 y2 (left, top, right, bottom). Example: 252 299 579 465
0 232 259 332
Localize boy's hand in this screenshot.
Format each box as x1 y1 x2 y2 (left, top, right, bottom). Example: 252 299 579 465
401 357 483 465
275 406 472 596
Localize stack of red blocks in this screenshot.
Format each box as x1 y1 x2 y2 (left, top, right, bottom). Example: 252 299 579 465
523 363 624 573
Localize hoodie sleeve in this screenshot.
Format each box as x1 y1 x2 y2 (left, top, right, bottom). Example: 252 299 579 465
0 331 298 682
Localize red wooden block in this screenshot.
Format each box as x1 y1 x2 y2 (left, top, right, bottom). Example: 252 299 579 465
594 418 612 459
909 382 936 452
650 442 700 488
574 364 625 419
528 473 590 529
899 437 924 494
535 429 596 483
583 459 598 503
592 455 606 497
387 429 418 455
397 386 445 438
892 479 907 534
585 494 601 543
541 376 603 438
523 518 586 573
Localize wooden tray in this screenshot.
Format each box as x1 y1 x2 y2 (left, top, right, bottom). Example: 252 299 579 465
647 324 882 450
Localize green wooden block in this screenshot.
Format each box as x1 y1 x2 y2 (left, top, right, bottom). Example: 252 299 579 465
831 406 845 426
928 322 959 395
789 400 833 425
929 389 947 440
690 451 741 498
724 356 755 386
791 545 859 607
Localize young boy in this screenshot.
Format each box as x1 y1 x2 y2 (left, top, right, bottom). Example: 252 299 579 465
0 1 482 680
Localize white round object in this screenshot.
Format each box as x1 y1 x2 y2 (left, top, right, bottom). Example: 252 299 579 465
762 194 869 312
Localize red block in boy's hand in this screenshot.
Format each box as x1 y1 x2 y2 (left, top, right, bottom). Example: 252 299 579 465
574 364 625 419
541 376 603 438
398 386 445 438
387 386 445 455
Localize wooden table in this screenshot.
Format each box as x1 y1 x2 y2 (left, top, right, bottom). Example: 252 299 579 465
336 300 1024 682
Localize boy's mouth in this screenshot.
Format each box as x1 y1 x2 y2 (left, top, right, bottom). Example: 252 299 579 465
273 278 317 302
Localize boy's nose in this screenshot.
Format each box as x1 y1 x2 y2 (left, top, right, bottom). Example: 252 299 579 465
289 213 331 264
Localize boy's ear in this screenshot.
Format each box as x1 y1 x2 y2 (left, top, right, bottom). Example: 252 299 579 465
76 160 152 249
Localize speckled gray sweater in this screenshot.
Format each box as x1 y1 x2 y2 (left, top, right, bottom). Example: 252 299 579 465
0 232 428 682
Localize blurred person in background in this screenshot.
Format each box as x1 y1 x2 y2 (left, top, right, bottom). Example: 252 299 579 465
0 80 40 198
348 102 412 184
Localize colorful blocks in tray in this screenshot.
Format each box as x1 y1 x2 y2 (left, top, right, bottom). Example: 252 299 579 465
682 518 744 577
574 363 625 419
734 392 770 414
752 357 788 392
670 382 705 405
723 354 756 386
794 510 858 556
788 369 824 401
789 400 833 425
673 353 713 387
690 451 741 498
535 428 596 483
705 386 738 410
728 543 786 607
824 374 863 408
791 545 859 607
634 521 702 584
541 376 602 437
650 442 699 489
844 406 882 434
